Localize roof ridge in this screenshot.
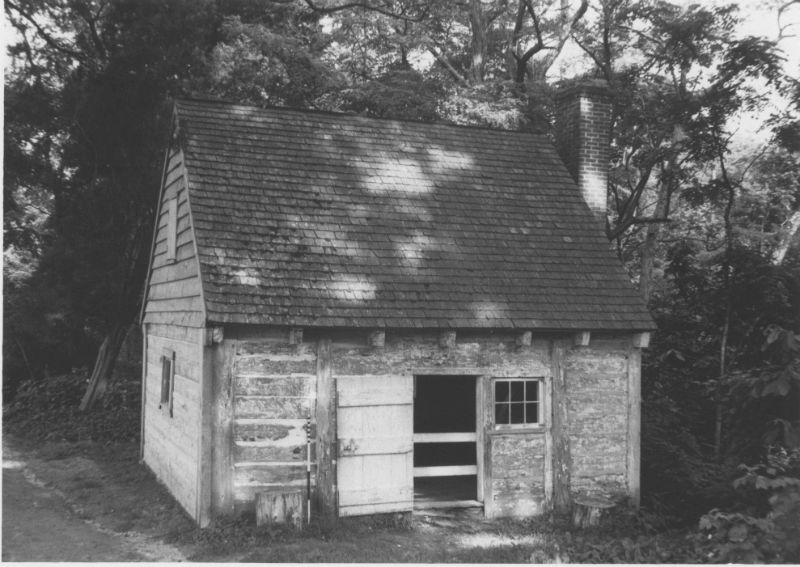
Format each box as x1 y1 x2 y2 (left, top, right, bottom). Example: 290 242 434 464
174 96 550 138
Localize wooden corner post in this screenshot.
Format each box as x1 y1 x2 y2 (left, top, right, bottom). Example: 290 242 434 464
315 338 336 519
627 346 642 508
550 338 572 514
207 339 235 520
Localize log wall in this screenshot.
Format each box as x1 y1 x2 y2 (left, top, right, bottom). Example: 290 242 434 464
208 329 640 519
564 337 632 497
230 339 318 513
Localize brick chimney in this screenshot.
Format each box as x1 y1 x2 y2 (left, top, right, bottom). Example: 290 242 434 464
554 79 612 220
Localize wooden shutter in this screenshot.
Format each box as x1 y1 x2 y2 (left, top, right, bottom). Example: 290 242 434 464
166 198 177 262
336 375 413 517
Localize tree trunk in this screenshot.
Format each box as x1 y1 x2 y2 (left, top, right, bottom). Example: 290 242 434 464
80 211 153 411
468 0 487 84
715 152 736 460
80 322 129 410
773 209 800 265
639 179 669 303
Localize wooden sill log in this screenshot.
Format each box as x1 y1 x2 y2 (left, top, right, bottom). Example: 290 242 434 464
571 495 616 528
256 489 304 528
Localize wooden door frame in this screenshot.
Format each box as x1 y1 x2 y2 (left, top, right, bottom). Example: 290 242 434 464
410 371 485 507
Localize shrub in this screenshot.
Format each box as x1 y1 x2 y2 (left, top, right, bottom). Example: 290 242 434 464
3 368 141 443
693 448 800 563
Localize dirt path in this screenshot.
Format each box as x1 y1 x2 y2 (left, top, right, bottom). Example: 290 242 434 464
2 441 185 562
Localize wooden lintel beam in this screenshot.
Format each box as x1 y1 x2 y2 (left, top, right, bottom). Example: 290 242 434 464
439 330 456 349
204 326 224 346
573 331 591 347
367 329 385 348
632 332 650 348
516 330 532 346
289 327 303 345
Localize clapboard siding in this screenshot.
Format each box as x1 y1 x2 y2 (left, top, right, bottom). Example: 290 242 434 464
230 341 317 513
148 322 202 344
143 148 204 328
147 334 201 380
142 325 203 521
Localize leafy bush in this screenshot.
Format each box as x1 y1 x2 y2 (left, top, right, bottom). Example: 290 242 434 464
693 448 800 563
3 368 141 443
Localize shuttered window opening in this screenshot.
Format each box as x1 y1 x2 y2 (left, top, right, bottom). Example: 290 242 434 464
165 197 177 262
493 378 542 429
160 348 175 417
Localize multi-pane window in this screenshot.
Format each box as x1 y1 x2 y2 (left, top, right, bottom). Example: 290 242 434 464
494 378 542 428
160 349 175 417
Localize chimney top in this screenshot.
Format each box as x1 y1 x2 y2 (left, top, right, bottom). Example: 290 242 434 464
554 78 611 102
554 79 612 222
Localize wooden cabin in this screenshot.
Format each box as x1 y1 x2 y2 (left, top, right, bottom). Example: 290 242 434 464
139 86 654 526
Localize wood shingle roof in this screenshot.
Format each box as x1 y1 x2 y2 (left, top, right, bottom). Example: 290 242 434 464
175 98 653 330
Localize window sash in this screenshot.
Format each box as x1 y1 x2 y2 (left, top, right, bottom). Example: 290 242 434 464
493 378 542 428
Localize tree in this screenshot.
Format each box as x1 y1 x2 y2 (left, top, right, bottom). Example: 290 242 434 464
573 0 789 301
4 0 221 407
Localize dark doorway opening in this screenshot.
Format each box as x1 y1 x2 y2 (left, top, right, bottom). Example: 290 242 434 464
413 375 480 508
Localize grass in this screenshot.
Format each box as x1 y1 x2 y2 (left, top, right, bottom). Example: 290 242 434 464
8 435 698 562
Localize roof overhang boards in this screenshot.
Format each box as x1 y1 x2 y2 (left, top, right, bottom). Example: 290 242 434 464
269 328 650 348
632 332 651 348
204 326 224 346
572 331 652 348
573 332 591 347
368 330 385 348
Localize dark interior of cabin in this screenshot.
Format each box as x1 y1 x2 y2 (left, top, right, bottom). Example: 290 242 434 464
413 375 478 505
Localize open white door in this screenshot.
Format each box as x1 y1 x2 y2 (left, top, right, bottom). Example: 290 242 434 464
336 375 413 517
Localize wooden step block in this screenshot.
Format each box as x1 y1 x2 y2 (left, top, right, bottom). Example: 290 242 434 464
256 489 305 528
571 495 616 528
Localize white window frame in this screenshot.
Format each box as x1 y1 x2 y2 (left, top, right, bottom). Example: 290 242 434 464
492 377 543 430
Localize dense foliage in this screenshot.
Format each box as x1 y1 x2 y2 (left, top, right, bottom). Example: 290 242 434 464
4 0 800 555
3 368 141 443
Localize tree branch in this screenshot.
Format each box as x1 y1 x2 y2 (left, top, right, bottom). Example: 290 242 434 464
6 0 84 61
300 0 429 22
427 46 469 85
